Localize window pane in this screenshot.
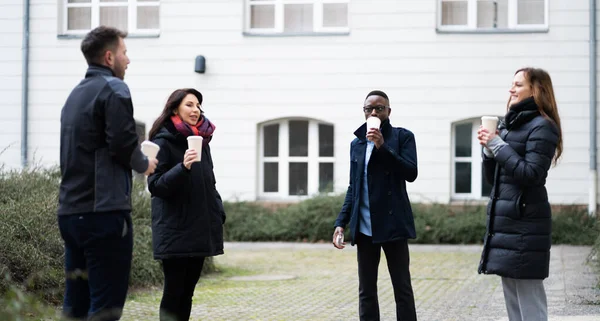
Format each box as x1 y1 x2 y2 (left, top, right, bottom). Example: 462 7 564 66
319 124 334 157
284 4 313 32
251 5 275 28
100 6 128 31
481 162 493 197
289 162 308 196
68 7 91 30
518 0 545 24
441 1 468 25
263 124 279 157
137 6 159 29
264 162 278 192
477 0 508 28
455 162 472 194
455 123 472 157
289 120 308 157
319 163 334 193
68 0 90 3
100 0 126 2
323 3 348 27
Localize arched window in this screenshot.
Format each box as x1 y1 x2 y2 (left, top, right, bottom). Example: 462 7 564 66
258 118 334 199
451 118 497 200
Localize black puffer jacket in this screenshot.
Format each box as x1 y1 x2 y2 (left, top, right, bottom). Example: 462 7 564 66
148 120 225 259
478 97 559 279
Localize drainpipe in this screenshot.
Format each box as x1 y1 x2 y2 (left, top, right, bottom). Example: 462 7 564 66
21 0 30 168
590 0 597 216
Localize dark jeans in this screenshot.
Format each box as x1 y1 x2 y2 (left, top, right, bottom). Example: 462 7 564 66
356 233 417 321
58 211 133 321
160 257 205 321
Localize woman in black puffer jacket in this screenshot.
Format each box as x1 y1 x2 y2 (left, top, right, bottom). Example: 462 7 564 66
147 88 226 321
477 67 563 321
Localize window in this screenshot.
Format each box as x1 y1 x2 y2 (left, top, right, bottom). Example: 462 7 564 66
246 0 349 35
451 119 494 200
438 0 547 32
62 0 160 35
259 119 335 199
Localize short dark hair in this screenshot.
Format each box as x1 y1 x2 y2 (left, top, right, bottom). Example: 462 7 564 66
80 26 127 65
365 90 390 104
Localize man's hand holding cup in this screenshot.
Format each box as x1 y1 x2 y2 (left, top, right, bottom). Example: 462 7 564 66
141 141 160 175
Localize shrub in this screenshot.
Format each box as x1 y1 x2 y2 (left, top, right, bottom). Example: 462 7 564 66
0 167 64 303
411 203 487 244
223 196 599 245
0 167 214 306
550 206 599 245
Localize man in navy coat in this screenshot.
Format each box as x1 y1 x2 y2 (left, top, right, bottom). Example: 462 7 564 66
333 90 418 321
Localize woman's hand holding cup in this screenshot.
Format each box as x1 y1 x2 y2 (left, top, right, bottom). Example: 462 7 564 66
477 126 499 147
183 149 198 170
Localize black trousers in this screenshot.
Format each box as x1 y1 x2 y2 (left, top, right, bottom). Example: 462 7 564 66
160 257 205 321
356 233 417 321
58 211 133 321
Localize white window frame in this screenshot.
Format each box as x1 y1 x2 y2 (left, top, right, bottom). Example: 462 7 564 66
258 118 335 200
451 119 496 201
61 0 160 36
245 0 349 35
437 0 548 32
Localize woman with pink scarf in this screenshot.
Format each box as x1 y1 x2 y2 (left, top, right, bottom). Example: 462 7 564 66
147 88 226 321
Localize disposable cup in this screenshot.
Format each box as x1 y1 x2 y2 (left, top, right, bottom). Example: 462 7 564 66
481 116 499 133
140 141 160 159
187 136 203 162
366 117 381 130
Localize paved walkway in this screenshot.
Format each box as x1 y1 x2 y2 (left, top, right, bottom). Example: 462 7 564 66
123 243 600 321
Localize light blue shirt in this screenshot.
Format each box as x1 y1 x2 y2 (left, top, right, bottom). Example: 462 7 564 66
359 141 375 236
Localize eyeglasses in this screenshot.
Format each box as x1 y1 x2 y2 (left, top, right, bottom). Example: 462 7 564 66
363 105 388 113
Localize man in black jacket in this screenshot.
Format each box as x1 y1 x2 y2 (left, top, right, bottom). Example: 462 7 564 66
58 26 157 321
333 90 418 321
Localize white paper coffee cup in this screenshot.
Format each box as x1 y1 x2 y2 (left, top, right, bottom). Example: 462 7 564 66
481 116 499 133
141 141 160 159
366 117 381 130
187 136 203 162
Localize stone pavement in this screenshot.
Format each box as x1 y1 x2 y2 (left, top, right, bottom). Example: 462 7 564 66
123 243 600 321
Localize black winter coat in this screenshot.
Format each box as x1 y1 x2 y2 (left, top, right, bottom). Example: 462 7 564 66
59 64 148 215
148 120 225 259
478 97 559 279
334 119 418 244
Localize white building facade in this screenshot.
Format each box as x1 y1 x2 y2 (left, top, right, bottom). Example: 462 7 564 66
1 0 598 208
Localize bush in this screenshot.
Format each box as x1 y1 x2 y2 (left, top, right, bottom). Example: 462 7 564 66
0 167 64 304
0 278 59 320
0 167 214 306
223 196 600 245
223 195 345 242
411 203 487 244
550 206 599 245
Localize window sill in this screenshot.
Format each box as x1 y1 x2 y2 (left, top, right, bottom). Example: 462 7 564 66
436 27 548 34
243 31 350 37
57 33 160 39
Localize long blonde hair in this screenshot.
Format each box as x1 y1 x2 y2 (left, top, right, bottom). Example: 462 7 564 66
508 67 563 165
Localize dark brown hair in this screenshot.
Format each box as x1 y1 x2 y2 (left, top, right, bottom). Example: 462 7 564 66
80 26 127 65
511 67 563 165
148 88 204 140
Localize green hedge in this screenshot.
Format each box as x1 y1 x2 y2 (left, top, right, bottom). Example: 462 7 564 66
224 197 600 245
0 167 213 307
1 165 598 312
